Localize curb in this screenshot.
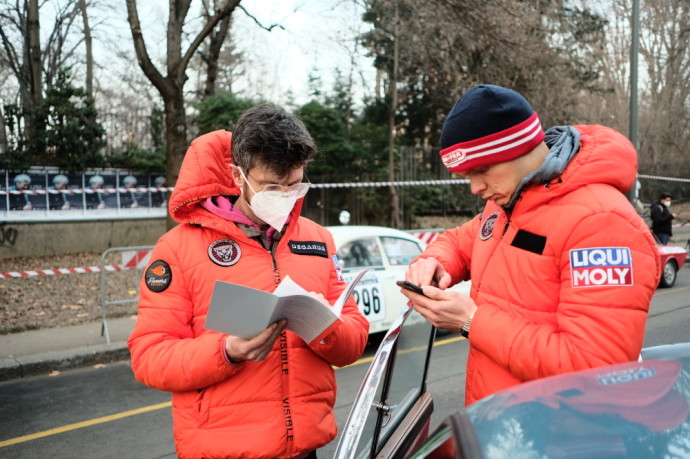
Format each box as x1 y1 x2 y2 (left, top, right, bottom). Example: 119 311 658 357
0 342 130 382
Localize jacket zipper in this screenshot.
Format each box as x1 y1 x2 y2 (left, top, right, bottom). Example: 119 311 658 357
270 237 296 454
270 238 281 285
271 256 280 285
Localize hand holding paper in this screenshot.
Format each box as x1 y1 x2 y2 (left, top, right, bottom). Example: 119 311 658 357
206 269 368 343
224 319 287 363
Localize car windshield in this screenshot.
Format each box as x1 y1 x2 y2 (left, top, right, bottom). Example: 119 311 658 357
338 237 384 268
465 355 690 458
380 236 423 266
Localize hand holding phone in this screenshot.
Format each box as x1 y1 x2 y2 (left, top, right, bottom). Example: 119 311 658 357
396 280 426 296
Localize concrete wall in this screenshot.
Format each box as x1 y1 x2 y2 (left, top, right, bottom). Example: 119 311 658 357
0 218 167 259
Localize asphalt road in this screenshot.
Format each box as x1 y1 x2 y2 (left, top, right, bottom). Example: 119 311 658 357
1 266 688 459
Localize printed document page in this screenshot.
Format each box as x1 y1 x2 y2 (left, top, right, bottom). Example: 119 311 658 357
205 269 368 343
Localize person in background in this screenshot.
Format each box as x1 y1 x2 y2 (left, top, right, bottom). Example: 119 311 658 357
86 175 107 209
128 104 370 459
9 174 33 210
48 174 71 210
151 175 168 208
401 84 660 406
120 175 140 208
650 192 677 245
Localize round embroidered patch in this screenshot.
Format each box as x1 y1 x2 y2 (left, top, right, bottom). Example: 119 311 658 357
145 260 172 292
208 239 242 267
479 211 500 241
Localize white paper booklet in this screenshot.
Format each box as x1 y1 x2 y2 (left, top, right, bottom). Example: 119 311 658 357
205 269 368 343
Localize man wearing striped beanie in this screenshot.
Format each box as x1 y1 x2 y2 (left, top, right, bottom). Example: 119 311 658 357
402 84 661 406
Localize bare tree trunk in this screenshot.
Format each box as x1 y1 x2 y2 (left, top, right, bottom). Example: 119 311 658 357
203 14 231 97
0 105 7 156
23 0 43 155
387 2 400 229
79 0 93 97
27 0 41 109
125 0 241 229
164 92 187 228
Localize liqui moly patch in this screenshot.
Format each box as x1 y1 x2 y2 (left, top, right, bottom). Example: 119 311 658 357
569 247 633 288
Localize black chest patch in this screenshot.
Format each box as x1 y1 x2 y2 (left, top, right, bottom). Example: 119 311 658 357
288 240 328 258
511 230 547 255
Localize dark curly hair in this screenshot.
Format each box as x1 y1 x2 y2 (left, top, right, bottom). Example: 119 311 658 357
231 104 317 177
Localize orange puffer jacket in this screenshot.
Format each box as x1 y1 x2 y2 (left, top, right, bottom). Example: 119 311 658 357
127 130 370 459
420 125 660 406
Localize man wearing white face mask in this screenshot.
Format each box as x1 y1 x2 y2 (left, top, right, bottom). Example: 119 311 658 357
234 165 310 235
651 192 678 245
128 104 370 459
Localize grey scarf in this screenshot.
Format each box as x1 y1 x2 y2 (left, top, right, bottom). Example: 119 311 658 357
503 126 581 211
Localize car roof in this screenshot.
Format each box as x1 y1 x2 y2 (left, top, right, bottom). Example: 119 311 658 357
326 225 424 242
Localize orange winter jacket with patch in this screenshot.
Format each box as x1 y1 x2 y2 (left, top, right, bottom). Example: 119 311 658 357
420 125 660 406
127 130 370 459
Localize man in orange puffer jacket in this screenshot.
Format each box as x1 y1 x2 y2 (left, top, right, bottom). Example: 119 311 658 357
128 104 370 458
402 84 660 406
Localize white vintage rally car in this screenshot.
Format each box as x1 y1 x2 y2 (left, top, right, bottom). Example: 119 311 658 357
327 225 471 335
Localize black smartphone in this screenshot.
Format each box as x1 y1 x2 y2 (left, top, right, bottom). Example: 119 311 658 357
396 280 425 295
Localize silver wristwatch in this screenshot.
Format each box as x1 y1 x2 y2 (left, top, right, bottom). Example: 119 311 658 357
460 311 475 338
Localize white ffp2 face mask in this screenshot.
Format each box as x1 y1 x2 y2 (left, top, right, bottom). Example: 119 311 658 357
249 189 299 231
238 168 306 231
663 200 671 208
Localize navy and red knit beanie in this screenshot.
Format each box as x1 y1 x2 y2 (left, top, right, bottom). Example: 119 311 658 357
439 84 545 173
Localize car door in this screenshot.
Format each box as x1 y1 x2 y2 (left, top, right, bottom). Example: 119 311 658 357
335 306 436 459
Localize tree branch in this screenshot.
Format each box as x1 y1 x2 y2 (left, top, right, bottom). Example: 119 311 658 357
0 25 21 78
125 0 169 97
178 0 240 82
237 4 285 32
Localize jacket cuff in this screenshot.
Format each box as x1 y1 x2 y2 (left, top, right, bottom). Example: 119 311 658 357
221 337 243 366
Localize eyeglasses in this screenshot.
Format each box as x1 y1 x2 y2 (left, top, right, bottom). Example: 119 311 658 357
238 168 311 198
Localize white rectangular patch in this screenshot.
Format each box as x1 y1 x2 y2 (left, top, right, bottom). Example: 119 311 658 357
569 247 633 288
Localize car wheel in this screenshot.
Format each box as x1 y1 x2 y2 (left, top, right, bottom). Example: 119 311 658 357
659 259 678 288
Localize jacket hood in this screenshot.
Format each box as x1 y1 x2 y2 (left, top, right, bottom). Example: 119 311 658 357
520 125 638 210
565 125 637 192
169 130 238 224
169 129 305 228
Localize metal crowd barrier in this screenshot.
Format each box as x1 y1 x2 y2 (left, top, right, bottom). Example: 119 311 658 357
100 246 153 344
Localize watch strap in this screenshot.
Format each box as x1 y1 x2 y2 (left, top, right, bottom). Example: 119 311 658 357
460 310 475 338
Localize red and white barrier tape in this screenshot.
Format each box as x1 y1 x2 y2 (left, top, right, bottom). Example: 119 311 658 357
5 173 690 197
0 187 173 196
1 264 128 279
638 174 690 183
1 180 472 195
0 249 153 279
3 174 689 196
310 179 470 188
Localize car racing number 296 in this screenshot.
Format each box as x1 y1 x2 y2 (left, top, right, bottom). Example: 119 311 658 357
343 270 386 323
